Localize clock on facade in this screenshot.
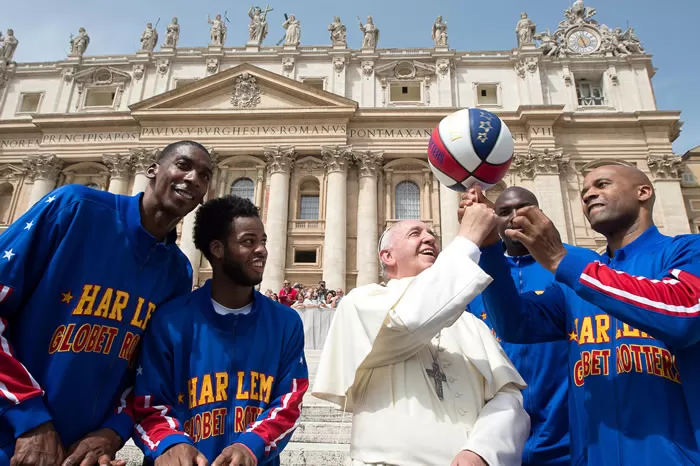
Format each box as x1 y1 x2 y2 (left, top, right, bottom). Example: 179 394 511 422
566 27 600 54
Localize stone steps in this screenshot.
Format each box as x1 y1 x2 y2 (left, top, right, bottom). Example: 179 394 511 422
279 442 349 466
289 420 352 444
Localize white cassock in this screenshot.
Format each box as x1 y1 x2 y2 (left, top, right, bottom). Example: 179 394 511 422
312 236 530 466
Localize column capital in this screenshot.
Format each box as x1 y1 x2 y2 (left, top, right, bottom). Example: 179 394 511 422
264 145 295 174
322 145 353 173
22 154 64 182
647 154 684 181
353 150 384 178
130 148 158 174
103 153 135 179
511 148 569 180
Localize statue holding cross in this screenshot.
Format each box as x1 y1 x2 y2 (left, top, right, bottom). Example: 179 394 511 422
248 5 273 45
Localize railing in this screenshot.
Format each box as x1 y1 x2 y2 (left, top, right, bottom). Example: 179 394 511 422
289 305 335 350
289 219 326 230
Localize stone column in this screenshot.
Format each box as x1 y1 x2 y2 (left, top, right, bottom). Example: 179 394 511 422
23 154 64 206
439 183 461 249
260 146 295 293
512 149 571 242
354 150 383 287
103 153 134 195
179 206 201 285
321 145 352 291
130 148 158 195
254 167 265 208
384 171 393 221
648 154 691 235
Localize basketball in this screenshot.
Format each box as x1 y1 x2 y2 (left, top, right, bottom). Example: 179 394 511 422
427 108 514 192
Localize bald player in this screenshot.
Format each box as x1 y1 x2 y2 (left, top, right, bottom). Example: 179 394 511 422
461 164 700 464
466 187 570 466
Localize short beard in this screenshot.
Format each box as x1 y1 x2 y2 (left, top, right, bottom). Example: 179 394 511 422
221 253 261 287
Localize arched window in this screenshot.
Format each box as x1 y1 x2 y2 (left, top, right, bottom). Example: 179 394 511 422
395 181 420 219
298 179 320 220
0 183 13 224
230 178 254 201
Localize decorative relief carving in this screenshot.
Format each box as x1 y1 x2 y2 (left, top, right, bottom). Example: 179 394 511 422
295 157 324 172
525 57 538 73
333 56 346 74
647 154 684 180
436 59 450 77
231 72 262 108
353 150 384 178
511 148 569 179
102 153 134 179
206 59 220 74
157 59 170 75
514 60 525 79
264 146 295 174
361 60 374 79
132 64 145 80
130 148 159 173
22 154 64 181
321 145 352 173
282 57 294 76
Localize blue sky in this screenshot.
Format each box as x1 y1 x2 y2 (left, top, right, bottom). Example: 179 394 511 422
4 0 698 153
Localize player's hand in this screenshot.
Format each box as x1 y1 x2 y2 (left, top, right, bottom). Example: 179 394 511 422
156 444 208 466
457 185 495 223
11 422 65 466
212 444 256 466
61 428 125 466
457 201 498 248
506 205 567 273
450 450 487 466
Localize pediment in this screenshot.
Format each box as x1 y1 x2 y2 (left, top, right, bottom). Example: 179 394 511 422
74 66 131 86
375 60 436 79
130 63 357 115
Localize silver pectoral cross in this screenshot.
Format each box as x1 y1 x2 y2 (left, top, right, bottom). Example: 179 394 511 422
426 361 447 400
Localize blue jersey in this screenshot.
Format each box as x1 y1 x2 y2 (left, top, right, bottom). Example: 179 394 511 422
0 185 192 463
467 252 570 466
479 227 700 465
133 281 309 465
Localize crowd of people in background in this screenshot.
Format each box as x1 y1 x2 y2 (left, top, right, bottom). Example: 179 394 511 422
264 279 344 309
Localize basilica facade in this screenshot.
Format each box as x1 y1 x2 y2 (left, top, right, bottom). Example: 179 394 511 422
0 1 692 293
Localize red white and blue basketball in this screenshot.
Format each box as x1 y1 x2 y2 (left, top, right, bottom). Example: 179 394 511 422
427 108 514 192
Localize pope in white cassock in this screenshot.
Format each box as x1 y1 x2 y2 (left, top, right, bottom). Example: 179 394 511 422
312 202 530 466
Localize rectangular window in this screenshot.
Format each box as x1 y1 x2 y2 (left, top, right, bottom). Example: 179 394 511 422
302 78 325 91
17 93 42 113
576 79 605 106
294 249 317 264
682 172 697 186
689 200 700 212
389 82 421 103
476 84 499 105
84 89 116 107
299 195 320 220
